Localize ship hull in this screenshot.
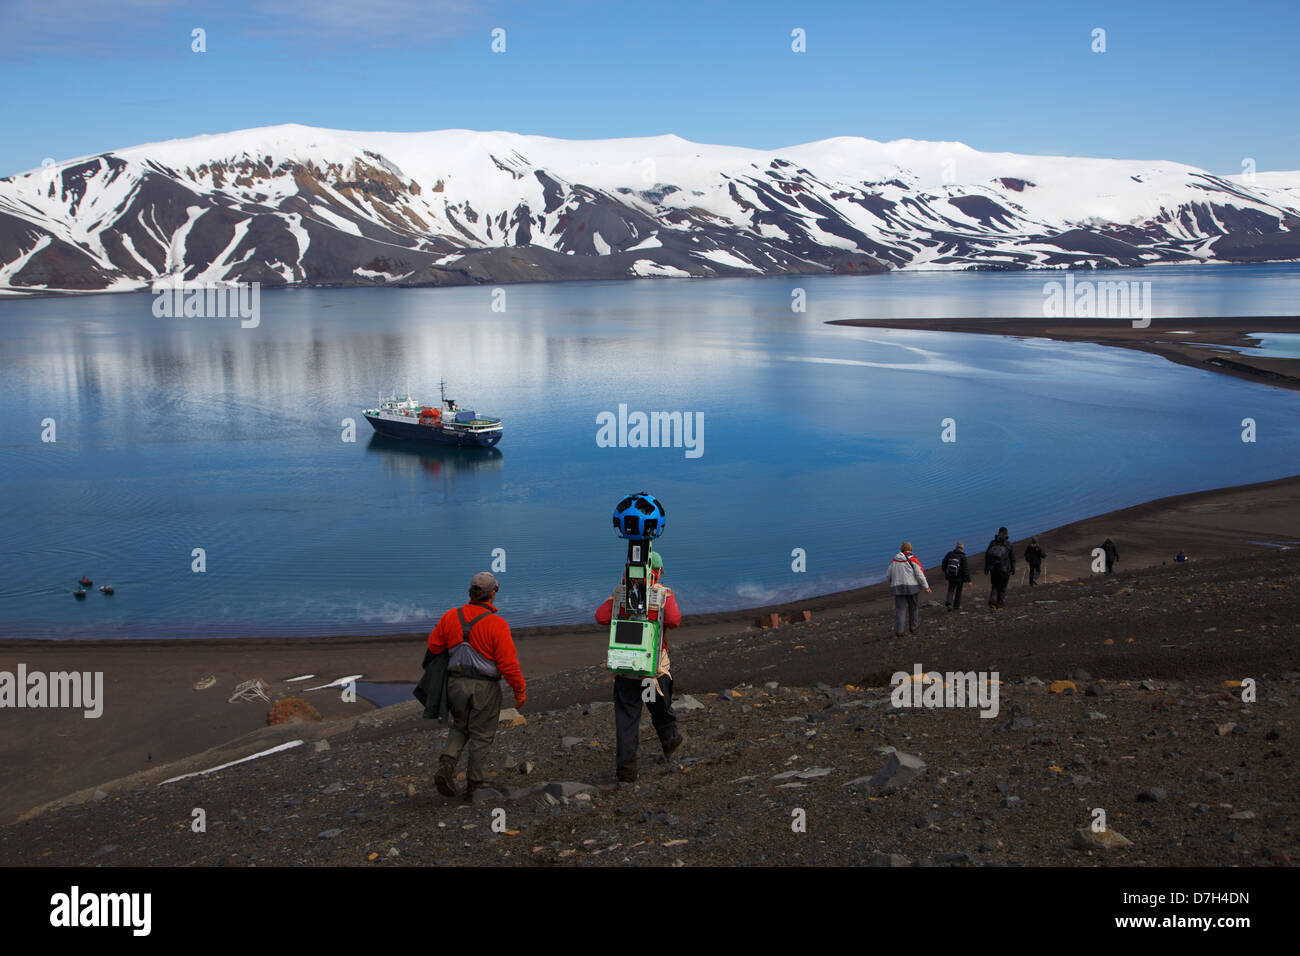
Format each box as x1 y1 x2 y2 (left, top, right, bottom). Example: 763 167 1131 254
364 414 502 447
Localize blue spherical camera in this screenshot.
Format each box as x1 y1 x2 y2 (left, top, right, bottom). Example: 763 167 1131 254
612 492 666 539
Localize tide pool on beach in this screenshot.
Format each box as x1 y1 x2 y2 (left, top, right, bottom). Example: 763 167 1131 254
1234 333 1300 358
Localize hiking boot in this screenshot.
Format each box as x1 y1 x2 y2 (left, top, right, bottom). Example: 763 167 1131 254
662 732 684 757
434 755 458 798
616 763 638 783
464 779 490 802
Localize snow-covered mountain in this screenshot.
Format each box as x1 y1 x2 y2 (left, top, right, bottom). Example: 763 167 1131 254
2 124 1298 295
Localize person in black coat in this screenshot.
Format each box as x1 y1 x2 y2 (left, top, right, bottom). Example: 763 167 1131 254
984 527 1015 609
940 542 971 611
1024 537 1046 586
1101 537 1118 573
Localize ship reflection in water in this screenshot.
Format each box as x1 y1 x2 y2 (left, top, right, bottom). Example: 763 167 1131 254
365 433 504 480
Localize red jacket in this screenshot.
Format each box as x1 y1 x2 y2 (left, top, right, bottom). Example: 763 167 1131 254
427 601 525 698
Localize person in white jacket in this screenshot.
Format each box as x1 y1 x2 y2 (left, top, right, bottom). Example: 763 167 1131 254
887 542 930 637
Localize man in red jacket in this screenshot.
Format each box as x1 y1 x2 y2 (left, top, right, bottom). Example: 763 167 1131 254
595 550 683 783
429 572 526 800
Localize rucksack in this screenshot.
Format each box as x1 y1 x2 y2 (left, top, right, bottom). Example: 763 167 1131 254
988 542 1011 573
944 553 963 581
450 604 498 677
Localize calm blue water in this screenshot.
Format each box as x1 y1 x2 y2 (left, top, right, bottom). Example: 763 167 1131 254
2 264 1299 639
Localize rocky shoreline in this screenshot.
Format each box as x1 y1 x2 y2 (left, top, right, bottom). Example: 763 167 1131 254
2 548 1296 866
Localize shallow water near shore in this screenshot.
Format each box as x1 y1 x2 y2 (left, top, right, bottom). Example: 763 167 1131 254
1224 333 1300 358
355 682 416 708
3 264 1300 639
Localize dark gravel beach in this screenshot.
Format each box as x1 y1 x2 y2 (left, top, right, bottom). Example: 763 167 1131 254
2 544 1297 866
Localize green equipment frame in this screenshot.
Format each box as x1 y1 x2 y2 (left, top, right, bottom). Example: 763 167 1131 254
606 617 661 678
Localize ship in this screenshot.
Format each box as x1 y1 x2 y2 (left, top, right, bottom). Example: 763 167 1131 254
362 381 503 447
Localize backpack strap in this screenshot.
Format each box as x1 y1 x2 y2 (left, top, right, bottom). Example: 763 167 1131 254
456 604 497 647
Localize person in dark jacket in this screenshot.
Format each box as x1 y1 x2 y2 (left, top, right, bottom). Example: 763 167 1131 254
1024 537 1046 586
940 542 970 611
984 527 1015 610
1101 537 1118 573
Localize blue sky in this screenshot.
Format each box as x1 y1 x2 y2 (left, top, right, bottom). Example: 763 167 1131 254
1 0 1296 177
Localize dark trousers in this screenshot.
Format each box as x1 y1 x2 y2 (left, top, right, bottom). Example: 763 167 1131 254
1104 558 1115 573
613 674 677 769
893 592 920 634
989 571 1010 606
1028 563 1041 585
945 580 965 609
444 675 501 782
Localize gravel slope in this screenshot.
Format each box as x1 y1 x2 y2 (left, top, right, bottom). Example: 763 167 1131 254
3 550 1296 867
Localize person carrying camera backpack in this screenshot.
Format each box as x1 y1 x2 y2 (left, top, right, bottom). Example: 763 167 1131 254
984 527 1015 610
595 549 683 784
940 541 970 611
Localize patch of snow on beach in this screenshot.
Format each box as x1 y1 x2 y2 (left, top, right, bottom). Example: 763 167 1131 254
159 740 304 785
303 674 363 692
